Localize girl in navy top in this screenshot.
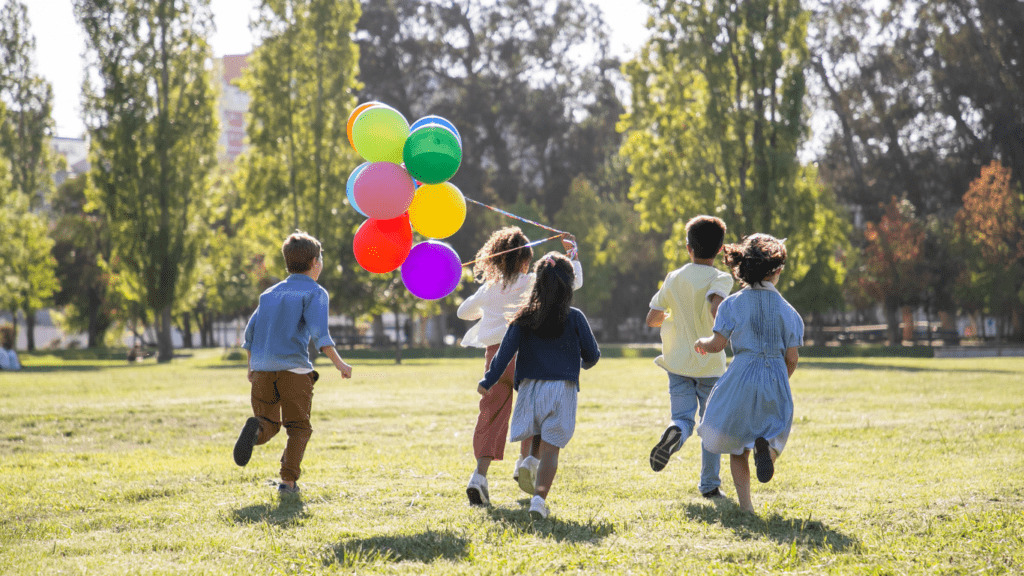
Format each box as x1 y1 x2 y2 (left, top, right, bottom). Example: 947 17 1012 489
480 252 600 519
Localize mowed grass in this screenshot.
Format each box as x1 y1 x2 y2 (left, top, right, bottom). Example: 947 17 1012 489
1 351 1022 575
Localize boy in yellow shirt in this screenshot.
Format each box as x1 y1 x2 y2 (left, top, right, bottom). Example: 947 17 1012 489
646 216 733 498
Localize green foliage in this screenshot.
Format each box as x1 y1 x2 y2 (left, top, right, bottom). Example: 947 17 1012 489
235 0 366 317
2 353 1023 574
48 175 116 347
621 0 847 311
0 0 59 349
75 0 219 360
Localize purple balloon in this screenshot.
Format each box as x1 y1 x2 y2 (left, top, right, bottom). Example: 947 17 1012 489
401 241 462 300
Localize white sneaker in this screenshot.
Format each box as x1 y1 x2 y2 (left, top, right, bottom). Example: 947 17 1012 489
512 456 524 481
529 495 549 520
516 456 539 495
466 472 490 507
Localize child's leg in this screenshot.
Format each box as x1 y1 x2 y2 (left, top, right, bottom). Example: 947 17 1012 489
730 451 753 512
277 371 315 484
473 348 517 476
534 439 560 500
694 377 722 494
249 371 283 443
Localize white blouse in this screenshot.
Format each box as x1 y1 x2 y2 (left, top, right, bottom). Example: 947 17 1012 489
457 260 584 348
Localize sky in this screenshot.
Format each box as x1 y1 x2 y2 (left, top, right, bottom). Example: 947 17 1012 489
27 0 652 139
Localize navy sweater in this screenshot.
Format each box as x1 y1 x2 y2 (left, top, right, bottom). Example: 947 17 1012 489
479 307 600 390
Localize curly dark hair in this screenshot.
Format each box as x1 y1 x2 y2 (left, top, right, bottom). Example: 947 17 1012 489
511 252 575 338
722 233 787 287
473 226 534 289
0 324 14 350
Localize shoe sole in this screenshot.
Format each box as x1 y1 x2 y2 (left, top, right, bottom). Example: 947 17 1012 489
650 426 682 472
233 417 260 466
466 486 488 507
517 465 536 495
529 509 547 520
754 437 774 483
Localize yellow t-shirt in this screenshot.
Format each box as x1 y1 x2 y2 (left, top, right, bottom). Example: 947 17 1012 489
649 263 734 377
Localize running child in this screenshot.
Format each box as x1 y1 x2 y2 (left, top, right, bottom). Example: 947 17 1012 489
233 231 353 494
478 252 600 519
694 233 803 513
457 227 581 506
646 215 733 499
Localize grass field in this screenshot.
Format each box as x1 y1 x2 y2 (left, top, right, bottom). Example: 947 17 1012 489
1 350 1022 574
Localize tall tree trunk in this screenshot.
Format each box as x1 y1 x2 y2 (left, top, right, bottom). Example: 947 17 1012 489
901 306 915 344
157 305 174 362
25 308 36 351
393 307 402 365
884 299 900 346
180 313 193 348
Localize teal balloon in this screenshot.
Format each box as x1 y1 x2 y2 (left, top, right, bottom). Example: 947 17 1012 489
352 107 409 164
402 125 462 185
346 162 369 216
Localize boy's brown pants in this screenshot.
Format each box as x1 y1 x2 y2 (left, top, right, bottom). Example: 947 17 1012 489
249 370 316 482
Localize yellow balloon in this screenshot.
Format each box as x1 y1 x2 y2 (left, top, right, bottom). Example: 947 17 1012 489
409 182 467 239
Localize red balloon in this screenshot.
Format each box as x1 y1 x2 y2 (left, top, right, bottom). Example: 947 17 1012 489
353 213 413 273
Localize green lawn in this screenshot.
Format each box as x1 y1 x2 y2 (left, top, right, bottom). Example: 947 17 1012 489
1 351 1022 574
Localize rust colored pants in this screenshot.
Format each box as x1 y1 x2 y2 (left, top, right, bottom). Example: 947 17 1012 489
249 370 316 482
473 344 521 461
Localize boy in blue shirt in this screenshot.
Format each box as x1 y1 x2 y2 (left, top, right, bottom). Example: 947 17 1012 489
233 231 353 494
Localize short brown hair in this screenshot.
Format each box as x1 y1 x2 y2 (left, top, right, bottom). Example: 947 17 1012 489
282 231 322 273
686 215 727 259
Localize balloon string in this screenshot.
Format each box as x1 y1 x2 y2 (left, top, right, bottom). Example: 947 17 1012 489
463 197 578 261
461 234 565 268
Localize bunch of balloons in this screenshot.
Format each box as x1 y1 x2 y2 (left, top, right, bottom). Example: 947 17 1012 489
345 102 466 300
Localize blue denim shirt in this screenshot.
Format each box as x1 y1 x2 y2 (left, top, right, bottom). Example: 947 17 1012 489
242 274 336 372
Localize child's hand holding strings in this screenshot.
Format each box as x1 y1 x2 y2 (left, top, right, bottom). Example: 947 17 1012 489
560 233 577 257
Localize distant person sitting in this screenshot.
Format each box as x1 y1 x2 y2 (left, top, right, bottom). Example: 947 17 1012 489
0 327 21 371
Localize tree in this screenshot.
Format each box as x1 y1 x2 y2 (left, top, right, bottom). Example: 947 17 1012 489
75 0 219 361
0 0 58 351
621 0 847 313
955 161 1024 340
49 174 116 348
860 197 928 345
236 0 363 322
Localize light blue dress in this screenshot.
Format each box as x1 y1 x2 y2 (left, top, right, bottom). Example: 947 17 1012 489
697 283 804 456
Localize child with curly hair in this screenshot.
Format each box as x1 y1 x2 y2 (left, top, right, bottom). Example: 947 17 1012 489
457 227 581 507
694 233 804 513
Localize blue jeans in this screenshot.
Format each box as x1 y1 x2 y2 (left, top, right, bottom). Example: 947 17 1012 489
668 372 721 493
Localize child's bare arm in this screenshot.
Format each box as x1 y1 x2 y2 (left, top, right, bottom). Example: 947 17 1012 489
321 345 353 378
709 294 725 319
785 346 799 377
646 308 666 327
694 332 728 355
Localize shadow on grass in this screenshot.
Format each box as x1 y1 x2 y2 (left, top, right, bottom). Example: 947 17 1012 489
231 495 308 527
484 501 616 543
323 529 470 565
684 500 859 551
800 360 1019 374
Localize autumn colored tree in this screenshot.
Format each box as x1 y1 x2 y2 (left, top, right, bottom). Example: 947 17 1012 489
860 197 929 344
955 161 1024 340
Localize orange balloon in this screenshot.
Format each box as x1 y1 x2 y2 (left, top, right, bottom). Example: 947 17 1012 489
347 102 382 149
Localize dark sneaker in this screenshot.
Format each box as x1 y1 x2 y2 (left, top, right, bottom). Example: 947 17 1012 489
650 425 682 472
278 482 300 494
701 487 725 499
233 417 260 466
754 437 774 483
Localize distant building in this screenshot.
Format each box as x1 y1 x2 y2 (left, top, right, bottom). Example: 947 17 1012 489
50 136 89 186
214 54 251 163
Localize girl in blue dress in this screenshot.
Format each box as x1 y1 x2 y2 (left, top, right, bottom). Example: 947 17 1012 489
694 234 803 513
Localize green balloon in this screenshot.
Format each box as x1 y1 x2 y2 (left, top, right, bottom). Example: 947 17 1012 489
402 125 462 184
352 107 409 164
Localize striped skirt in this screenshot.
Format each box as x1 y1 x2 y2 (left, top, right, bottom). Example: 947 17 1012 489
510 379 578 448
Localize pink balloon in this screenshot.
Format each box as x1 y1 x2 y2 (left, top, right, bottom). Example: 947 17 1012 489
352 162 416 220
